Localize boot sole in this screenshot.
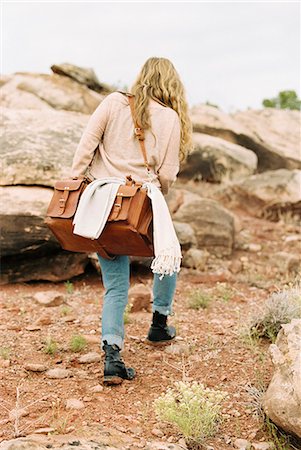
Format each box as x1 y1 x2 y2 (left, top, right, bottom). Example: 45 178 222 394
103 375 124 385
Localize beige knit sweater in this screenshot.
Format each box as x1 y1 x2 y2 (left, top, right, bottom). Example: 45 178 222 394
71 92 181 195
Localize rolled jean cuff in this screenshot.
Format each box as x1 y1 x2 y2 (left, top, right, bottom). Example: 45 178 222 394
152 305 173 316
102 334 124 351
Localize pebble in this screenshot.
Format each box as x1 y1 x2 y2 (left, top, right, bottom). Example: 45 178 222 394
24 363 48 372
151 428 164 438
90 384 103 394
0 359 10 368
45 368 71 379
33 290 65 307
66 398 85 409
247 243 262 252
33 427 55 434
252 443 274 450
25 324 41 331
234 438 252 450
78 351 101 363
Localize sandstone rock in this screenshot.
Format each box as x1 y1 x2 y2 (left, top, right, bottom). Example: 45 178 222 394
45 368 71 379
191 104 248 143
1 72 104 113
1 251 89 284
233 108 301 171
173 221 197 249
0 108 87 186
90 384 104 393
33 291 65 307
151 428 164 438
0 186 57 256
251 443 274 450
262 319 301 438
1 440 48 450
216 169 301 220
24 363 48 372
233 438 252 450
179 133 257 182
173 195 235 256
78 352 101 364
65 398 85 409
182 248 209 270
191 104 301 171
128 283 152 312
273 251 300 274
51 62 112 93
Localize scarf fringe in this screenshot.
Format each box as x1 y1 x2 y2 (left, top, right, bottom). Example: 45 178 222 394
150 254 182 280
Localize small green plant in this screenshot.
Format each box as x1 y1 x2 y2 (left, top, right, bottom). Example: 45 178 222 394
124 303 132 324
188 289 212 310
64 281 74 295
69 334 87 352
248 287 301 342
43 336 58 356
0 346 11 360
153 381 226 449
215 283 234 302
264 416 294 450
60 305 72 316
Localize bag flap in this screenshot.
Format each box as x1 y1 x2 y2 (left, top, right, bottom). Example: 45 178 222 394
54 179 84 191
116 185 139 197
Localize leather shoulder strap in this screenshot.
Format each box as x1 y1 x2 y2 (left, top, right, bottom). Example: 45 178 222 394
117 91 150 172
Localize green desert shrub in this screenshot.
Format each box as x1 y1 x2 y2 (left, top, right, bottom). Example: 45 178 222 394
248 287 301 342
43 336 58 355
153 380 226 448
188 289 212 310
69 334 87 352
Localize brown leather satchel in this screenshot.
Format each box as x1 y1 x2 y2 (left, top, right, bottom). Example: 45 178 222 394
45 93 154 258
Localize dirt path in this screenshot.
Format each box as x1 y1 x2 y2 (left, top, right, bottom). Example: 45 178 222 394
0 212 299 449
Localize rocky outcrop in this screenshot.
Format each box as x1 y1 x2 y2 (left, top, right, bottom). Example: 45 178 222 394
0 186 57 256
191 105 301 171
1 72 104 113
1 251 89 284
173 191 235 256
0 186 89 284
262 319 301 438
215 169 301 220
51 62 113 93
1 107 87 186
179 133 257 182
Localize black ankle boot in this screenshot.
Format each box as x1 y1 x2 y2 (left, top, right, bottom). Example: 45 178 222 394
146 311 176 345
102 340 136 385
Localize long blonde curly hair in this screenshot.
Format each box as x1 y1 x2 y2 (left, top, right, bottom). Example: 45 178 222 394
130 57 193 162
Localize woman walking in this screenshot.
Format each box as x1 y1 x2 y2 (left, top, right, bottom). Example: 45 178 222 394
71 57 192 385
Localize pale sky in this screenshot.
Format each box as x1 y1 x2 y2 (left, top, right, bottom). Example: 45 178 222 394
1 1 300 112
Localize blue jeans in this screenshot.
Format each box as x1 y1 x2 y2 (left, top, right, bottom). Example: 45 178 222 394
97 254 177 350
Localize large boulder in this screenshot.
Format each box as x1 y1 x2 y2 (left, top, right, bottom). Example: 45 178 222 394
179 133 257 182
1 72 104 113
0 107 88 186
51 62 113 93
0 186 57 256
233 108 301 171
191 105 301 171
1 251 89 284
215 169 301 220
0 186 89 283
262 319 301 438
173 191 235 256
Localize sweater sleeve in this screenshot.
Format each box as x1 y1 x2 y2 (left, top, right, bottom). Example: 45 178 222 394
71 94 112 177
156 112 181 195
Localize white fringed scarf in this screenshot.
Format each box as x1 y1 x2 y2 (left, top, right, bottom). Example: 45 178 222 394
73 178 182 278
